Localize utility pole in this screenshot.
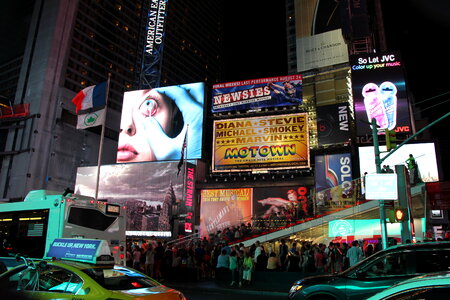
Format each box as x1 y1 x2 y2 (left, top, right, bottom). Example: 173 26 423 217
372 111 450 248
371 118 389 249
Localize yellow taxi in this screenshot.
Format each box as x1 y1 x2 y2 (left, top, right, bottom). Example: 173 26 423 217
0 238 186 300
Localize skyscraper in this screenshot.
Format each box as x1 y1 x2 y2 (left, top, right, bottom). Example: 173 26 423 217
0 0 224 198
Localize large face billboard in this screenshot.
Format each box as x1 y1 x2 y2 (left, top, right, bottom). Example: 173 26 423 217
212 113 309 172
75 161 195 237
212 75 303 113
316 103 350 145
117 82 204 163
351 52 411 136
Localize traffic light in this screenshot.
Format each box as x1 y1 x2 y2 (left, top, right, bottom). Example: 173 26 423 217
394 207 407 222
385 129 397 151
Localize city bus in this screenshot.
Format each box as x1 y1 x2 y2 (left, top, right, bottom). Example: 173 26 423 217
0 190 126 265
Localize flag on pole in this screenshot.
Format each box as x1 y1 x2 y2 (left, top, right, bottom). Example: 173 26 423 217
76 108 106 129
177 130 188 176
71 81 107 113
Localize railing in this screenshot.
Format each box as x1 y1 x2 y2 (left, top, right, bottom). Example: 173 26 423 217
168 178 368 247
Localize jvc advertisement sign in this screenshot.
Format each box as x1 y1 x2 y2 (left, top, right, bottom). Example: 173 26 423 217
351 52 411 136
212 75 303 113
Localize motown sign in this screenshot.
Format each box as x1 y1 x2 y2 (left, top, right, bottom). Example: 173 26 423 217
212 113 309 172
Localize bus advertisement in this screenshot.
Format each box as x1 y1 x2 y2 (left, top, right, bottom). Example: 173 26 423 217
0 190 126 265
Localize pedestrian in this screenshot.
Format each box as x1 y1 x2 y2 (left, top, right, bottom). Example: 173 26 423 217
229 250 238 286
132 245 142 271
346 240 364 267
287 250 301 272
406 154 417 185
145 244 154 277
253 241 262 263
314 245 326 273
266 252 280 271
330 242 343 273
242 251 254 286
153 241 165 280
255 248 268 271
279 239 288 270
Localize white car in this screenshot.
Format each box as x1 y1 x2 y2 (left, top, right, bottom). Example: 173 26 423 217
367 271 450 300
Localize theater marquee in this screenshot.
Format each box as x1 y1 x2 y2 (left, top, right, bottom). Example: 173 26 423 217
212 113 309 172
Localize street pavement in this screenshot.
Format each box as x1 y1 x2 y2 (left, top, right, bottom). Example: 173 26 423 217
164 270 314 297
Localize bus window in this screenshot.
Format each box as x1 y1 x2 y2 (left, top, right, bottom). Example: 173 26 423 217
67 207 117 231
0 210 49 258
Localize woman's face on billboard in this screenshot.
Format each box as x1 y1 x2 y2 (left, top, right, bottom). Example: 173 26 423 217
117 89 180 163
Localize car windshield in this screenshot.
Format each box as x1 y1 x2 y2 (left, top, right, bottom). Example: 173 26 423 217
81 265 160 290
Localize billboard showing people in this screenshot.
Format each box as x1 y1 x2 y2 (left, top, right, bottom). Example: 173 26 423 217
213 113 309 172
358 143 439 183
199 186 312 237
351 52 411 136
212 75 303 113
199 189 253 237
117 82 205 163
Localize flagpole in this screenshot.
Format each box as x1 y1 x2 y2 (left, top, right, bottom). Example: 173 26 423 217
94 75 110 200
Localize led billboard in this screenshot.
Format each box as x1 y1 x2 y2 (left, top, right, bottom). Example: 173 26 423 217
315 153 355 213
117 82 204 163
212 75 303 113
212 113 309 172
199 185 312 236
351 52 411 136
75 161 195 237
199 188 253 235
316 103 350 145
358 143 439 182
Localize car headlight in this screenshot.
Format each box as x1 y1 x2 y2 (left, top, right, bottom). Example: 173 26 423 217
289 283 303 294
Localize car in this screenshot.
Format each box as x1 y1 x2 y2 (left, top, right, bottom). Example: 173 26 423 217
0 257 187 300
288 241 450 300
367 271 450 299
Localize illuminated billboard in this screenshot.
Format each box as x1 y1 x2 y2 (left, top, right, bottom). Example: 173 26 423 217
315 153 355 213
75 161 195 237
297 29 349 72
316 103 350 145
294 0 349 72
351 52 411 136
117 82 204 163
212 113 309 172
358 143 439 182
199 188 253 235
199 185 312 236
212 75 303 113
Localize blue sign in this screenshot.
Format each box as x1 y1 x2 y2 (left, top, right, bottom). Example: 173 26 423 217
47 239 102 263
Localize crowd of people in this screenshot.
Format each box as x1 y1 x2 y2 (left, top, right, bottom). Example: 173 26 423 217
126 234 382 286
